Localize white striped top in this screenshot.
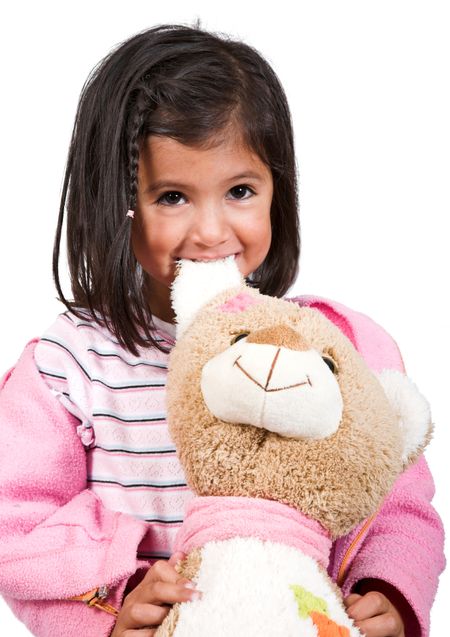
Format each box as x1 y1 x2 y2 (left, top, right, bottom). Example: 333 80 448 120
33 309 194 562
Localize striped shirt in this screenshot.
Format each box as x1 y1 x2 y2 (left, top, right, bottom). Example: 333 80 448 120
33 310 194 562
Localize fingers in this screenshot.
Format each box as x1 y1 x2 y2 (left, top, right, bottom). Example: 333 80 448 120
345 591 390 622
143 580 202 606
141 560 200 602
117 582 198 634
167 551 186 567
351 612 403 637
114 557 201 635
142 559 189 586
345 591 403 636
126 601 171 627
343 593 362 608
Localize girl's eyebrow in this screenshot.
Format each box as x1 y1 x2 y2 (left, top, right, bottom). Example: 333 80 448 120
145 171 264 194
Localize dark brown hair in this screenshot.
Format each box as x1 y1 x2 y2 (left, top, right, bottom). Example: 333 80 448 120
53 23 300 355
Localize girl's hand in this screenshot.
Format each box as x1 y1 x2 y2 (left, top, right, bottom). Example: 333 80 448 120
110 551 201 637
344 590 405 637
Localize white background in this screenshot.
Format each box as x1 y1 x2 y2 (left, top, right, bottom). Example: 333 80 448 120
0 1 448 634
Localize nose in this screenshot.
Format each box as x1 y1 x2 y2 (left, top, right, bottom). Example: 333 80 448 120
189 204 231 248
246 325 310 351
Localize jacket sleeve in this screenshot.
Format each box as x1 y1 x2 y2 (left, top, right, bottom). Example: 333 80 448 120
340 454 445 637
0 339 149 637
297 296 446 637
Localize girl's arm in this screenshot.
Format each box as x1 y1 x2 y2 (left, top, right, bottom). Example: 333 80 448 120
0 339 149 637
337 453 445 637
294 295 445 637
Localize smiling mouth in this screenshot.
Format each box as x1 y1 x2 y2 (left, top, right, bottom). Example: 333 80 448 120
174 254 240 262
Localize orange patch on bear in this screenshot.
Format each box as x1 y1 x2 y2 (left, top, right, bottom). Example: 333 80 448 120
309 610 351 637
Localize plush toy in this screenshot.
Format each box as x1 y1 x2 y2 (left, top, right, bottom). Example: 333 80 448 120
155 257 432 637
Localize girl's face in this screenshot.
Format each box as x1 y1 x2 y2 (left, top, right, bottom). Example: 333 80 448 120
132 134 273 322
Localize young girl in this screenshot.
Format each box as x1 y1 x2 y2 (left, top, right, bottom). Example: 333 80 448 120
0 23 444 637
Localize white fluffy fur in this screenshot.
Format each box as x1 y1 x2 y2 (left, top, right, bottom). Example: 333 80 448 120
173 538 361 636
201 342 344 439
378 369 432 463
171 256 244 338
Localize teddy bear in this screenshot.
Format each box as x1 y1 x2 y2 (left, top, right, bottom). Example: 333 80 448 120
155 256 432 637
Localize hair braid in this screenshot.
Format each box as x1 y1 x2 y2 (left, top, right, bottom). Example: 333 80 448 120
127 91 149 211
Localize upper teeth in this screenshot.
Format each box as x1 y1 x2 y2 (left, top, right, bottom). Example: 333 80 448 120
175 255 236 262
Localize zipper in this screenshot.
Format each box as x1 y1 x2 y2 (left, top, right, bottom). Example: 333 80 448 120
69 586 119 617
336 510 379 587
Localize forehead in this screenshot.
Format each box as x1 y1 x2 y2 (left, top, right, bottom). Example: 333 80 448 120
139 134 272 186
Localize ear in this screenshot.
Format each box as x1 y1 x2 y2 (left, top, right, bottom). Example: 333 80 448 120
170 256 244 338
377 369 433 467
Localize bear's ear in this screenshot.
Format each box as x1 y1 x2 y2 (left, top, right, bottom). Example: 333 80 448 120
377 369 433 468
170 256 244 338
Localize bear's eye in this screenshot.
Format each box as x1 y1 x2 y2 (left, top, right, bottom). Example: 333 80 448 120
322 354 338 375
230 332 250 345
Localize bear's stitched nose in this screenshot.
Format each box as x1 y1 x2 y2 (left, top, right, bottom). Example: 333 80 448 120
246 325 310 351
234 349 312 393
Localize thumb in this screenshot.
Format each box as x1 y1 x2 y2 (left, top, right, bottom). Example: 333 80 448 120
343 593 362 608
168 550 186 567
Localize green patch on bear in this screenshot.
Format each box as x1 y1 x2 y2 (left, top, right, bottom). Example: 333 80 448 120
289 584 328 619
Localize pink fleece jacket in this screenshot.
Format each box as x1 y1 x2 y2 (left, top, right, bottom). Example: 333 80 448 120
0 296 445 637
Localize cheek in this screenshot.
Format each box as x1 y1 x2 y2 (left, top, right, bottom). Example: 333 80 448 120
131 223 151 268
237 217 271 277
247 209 272 256
132 216 176 259
260 217 272 250
253 228 271 263
130 219 169 275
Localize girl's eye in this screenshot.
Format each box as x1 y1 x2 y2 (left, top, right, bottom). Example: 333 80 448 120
231 332 250 345
156 184 255 207
322 354 339 375
228 184 255 200
156 191 186 206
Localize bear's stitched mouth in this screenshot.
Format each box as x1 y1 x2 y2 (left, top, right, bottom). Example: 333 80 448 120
233 355 312 393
